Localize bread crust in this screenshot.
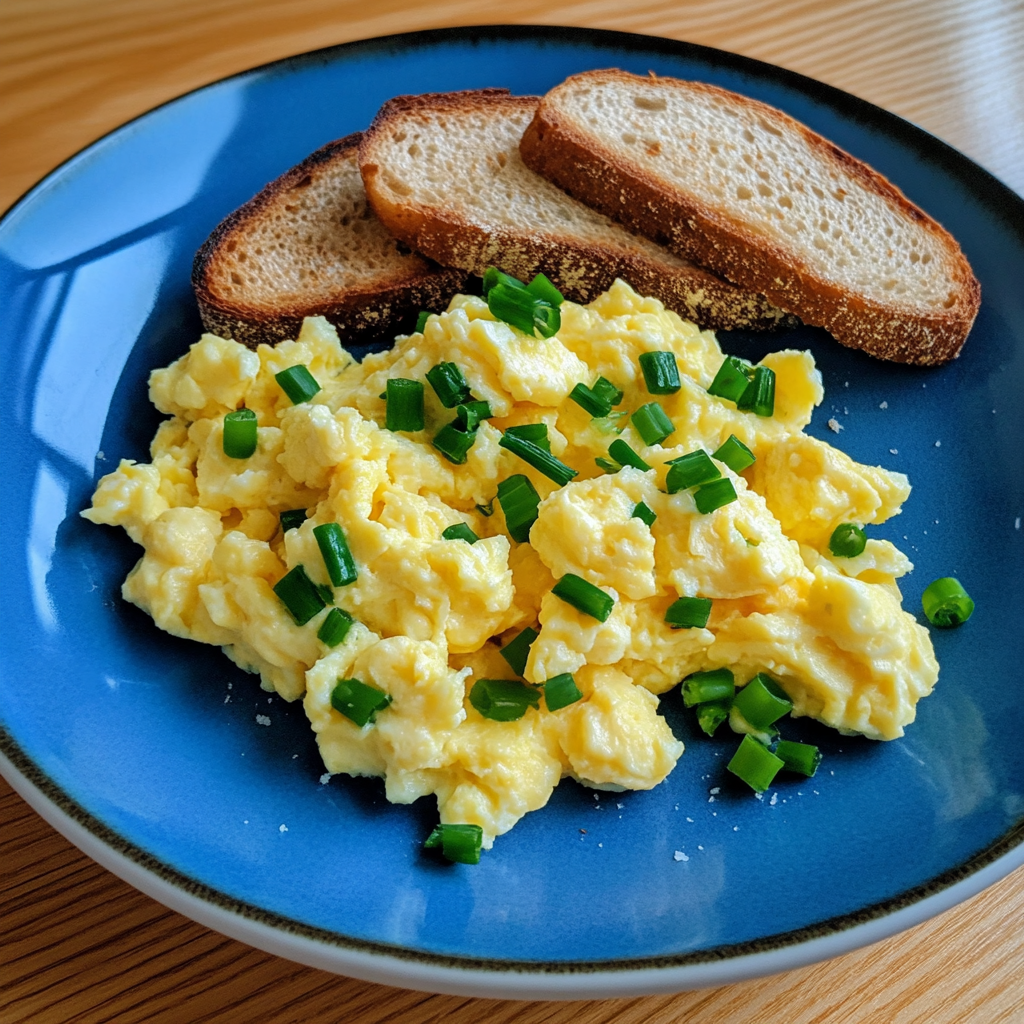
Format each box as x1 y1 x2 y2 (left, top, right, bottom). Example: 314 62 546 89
520 70 980 364
192 133 468 348
359 90 796 332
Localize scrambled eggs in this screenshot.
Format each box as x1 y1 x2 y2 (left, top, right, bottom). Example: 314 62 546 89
83 280 938 848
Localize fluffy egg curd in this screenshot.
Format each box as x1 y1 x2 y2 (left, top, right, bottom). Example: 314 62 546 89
83 279 939 854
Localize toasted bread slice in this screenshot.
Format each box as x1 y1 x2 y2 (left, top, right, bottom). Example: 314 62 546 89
520 70 980 364
358 90 794 332
192 133 469 348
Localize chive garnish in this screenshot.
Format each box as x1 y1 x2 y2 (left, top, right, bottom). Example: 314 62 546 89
569 382 613 418
424 823 483 864
732 673 792 730
696 700 731 737
456 400 491 430
385 378 425 432
922 577 975 628
441 523 478 544
736 365 776 417
665 596 713 629
525 272 564 306
551 573 614 622
682 668 735 706
482 267 524 293
632 501 657 527
829 523 867 557
499 431 577 487
666 450 721 493
505 423 550 451
275 364 321 405
273 565 326 625
318 607 354 647
727 735 784 793
426 362 472 408
499 627 539 677
331 677 392 727
707 355 753 403
608 439 651 471
631 402 675 446
476 501 494 517
313 522 357 587
592 376 624 406
488 282 561 338
592 411 628 435
315 582 334 606
713 434 756 473
280 508 308 533
693 477 738 513
469 678 540 721
639 351 681 394
496 474 541 542
432 421 476 464
595 457 619 472
415 311 431 334
774 740 822 777
223 408 257 459
544 673 583 711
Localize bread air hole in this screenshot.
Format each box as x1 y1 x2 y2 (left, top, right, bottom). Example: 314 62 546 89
622 132 637 146
736 185 754 200
633 95 667 111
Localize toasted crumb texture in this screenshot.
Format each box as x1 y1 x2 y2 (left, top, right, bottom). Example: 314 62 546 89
520 70 980 364
359 90 794 332
193 133 468 348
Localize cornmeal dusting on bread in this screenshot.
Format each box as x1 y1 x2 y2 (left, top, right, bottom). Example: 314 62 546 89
84 281 938 849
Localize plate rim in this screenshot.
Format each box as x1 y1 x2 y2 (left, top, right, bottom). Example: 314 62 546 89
3 21 1024 998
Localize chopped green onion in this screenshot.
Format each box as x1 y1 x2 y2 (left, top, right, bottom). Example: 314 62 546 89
631 402 675 446
424 823 483 864
595 457 619 472
570 382 613 418
729 705 779 746
476 501 494 517
487 281 537 334
727 735 784 793
385 378 425 432
526 272 564 306
551 573 614 622
532 302 561 338
223 408 258 459
774 740 822 777
666 450 721 492
469 678 540 721
696 700 731 737
273 564 325 625
441 523 478 544
666 596 713 629
639 351 681 394
432 421 476 464
483 267 524 294
682 668 735 707
499 431 577 487
496 474 541 542
505 423 549 451
456 400 491 430
591 412 628 435
732 673 792 730
318 607 354 647
331 677 392 727
609 439 651 471
707 355 753 403
313 522 357 587
922 577 975 628
279 508 308 533
592 377 624 406
632 501 657 527
426 362 472 408
415 311 431 334
829 523 867 557
713 435 756 473
275 364 321 405
693 477 738 514
315 582 334 605
499 626 539 677
736 365 776 417
544 673 583 711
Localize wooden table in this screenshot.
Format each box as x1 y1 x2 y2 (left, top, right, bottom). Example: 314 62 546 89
2 2 1023 1020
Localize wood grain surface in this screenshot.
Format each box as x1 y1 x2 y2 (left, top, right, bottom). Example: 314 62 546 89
2 1 1024 1021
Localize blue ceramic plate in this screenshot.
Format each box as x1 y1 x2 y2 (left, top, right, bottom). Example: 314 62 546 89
1 26 1022 1000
